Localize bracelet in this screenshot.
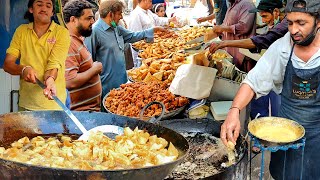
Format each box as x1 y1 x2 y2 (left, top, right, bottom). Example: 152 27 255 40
21 66 31 76
45 75 56 82
229 106 241 112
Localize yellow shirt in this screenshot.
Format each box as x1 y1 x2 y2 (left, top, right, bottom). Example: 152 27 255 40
6 22 71 110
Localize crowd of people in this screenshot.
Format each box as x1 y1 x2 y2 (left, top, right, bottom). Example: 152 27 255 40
2 0 320 178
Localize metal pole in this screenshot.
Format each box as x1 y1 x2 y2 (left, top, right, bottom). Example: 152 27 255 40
300 139 305 180
249 139 252 180
260 149 265 180
283 151 286 180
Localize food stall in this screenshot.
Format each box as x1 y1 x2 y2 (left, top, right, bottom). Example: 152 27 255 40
0 23 250 179
99 25 250 179
0 1 250 178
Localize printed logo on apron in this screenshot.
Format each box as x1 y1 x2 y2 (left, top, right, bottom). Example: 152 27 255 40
292 74 318 99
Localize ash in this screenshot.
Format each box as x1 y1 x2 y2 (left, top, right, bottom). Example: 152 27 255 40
166 132 229 180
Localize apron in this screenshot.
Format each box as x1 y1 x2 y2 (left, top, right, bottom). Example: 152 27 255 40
269 45 320 180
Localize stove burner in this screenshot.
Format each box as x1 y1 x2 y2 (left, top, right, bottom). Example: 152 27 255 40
166 132 230 180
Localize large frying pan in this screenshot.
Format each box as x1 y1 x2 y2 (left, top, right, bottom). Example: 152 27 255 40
0 111 189 180
159 119 248 180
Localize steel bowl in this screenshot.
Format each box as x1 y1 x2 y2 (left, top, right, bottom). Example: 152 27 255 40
102 90 186 120
248 117 305 144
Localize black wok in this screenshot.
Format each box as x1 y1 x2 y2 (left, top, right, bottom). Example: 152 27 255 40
0 111 189 180
159 119 248 180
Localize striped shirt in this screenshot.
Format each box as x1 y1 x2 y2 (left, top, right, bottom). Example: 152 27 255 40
65 34 102 111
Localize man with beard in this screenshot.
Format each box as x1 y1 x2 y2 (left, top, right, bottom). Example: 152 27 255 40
85 0 167 104
220 0 320 179
3 0 70 110
209 0 256 70
63 0 103 111
209 0 285 120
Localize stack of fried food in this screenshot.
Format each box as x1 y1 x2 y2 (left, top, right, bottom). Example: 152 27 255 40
178 26 210 42
0 127 179 170
128 53 186 85
154 30 179 39
104 82 188 118
137 39 199 59
133 26 211 59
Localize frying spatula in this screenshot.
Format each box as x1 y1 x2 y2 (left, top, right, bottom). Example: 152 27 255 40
35 78 123 140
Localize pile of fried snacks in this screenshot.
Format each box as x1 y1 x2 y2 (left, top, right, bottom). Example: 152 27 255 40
0 127 179 170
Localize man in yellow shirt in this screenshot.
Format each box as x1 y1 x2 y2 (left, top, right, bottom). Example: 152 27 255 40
3 0 71 110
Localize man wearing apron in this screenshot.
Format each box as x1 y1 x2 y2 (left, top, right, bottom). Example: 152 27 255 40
220 0 320 179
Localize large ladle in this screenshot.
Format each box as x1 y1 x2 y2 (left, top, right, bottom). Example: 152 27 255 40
35 78 123 140
35 78 165 140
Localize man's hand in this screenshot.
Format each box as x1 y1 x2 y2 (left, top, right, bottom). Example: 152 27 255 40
44 76 56 100
209 41 224 53
212 25 224 34
197 17 207 24
92 61 103 74
22 66 37 84
220 108 241 147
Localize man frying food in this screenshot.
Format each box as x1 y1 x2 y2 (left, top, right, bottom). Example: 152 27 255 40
220 0 320 179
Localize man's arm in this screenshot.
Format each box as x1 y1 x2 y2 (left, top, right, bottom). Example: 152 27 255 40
46 28 70 77
66 61 102 90
122 26 168 44
4 26 24 76
44 27 71 99
4 26 38 83
209 38 256 53
122 26 154 43
3 54 25 76
220 84 255 146
210 18 288 53
250 18 288 51
197 13 215 23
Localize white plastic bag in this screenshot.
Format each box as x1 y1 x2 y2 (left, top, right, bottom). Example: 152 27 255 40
169 64 217 99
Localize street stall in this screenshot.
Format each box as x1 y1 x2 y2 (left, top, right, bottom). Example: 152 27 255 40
0 22 250 179
120 25 250 179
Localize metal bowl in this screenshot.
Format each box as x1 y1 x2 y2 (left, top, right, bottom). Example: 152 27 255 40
102 90 186 120
248 117 305 144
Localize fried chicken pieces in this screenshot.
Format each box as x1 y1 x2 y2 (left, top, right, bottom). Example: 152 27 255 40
0 127 179 170
105 82 188 118
128 54 187 85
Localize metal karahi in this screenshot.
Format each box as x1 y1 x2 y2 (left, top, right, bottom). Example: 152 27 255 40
160 119 248 180
248 117 305 144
